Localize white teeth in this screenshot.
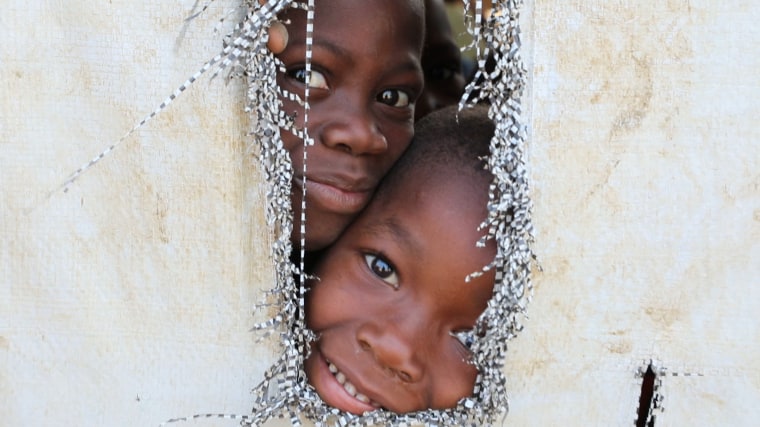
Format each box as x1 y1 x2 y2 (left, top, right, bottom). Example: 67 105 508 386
327 360 376 405
335 372 346 385
344 382 356 395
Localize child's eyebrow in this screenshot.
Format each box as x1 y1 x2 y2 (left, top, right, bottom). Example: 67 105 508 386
364 217 422 259
306 37 422 76
311 38 351 62
286 30 352 62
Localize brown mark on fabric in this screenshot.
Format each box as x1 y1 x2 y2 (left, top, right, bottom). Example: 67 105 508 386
155 192 170 243
609 54 654 140
644 305 683 329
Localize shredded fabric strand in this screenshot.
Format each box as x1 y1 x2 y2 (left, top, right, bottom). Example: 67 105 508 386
53 0 534 426
236 1 534 426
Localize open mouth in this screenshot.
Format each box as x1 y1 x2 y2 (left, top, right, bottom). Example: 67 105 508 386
326 360 380 407
306 344 385 414
325 359 382 409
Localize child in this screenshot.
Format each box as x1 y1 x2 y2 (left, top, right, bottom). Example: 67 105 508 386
304 105 496 414
416 0 467 120
275 0 426 251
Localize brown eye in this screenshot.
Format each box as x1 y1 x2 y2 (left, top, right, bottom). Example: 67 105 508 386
377 89 411 108
363 254 399 289
286 68 328 89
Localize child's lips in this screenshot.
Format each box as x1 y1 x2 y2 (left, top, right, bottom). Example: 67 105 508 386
312 350 382 414
295 176 373 215
326 360 381 408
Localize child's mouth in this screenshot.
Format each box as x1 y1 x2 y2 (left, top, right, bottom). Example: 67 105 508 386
295 175 373 215
326 360 381 408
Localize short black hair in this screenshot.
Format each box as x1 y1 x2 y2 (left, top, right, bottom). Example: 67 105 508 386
375 104 494 201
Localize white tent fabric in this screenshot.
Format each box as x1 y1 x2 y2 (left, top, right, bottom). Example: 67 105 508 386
505 1 760 425
1 1 279 425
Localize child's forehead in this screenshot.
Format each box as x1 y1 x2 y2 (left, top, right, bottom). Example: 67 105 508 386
283 0 424 30
373 171 490 235
388 164 487 203
279 0 426 63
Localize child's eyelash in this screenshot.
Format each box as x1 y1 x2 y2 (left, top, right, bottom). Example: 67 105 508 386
450 330 477 350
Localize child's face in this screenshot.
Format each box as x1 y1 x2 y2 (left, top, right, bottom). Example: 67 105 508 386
416 0 466 120
305 174 495 414
276 0 425 251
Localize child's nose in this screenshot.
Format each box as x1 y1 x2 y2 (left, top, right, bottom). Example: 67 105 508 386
356 323 424 383
319 107 387 156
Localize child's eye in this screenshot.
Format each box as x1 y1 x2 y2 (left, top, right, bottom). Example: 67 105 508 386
377 89 411 108
363 253 399 289
286 68 329 90
450 330 476 351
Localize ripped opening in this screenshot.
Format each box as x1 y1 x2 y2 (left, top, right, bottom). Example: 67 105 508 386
635 364 656 427
635 361 664 427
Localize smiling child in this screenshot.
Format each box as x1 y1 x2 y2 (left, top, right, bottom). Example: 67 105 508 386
275 0 426 251
304 105 496 414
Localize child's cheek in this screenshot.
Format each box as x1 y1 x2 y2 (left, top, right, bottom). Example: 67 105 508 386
279 127 301 155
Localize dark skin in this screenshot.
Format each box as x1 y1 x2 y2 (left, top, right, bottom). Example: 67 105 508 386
275 0 425 252
416 0 467 120
305 169 495 414
268 0 467 122
265 2 489 415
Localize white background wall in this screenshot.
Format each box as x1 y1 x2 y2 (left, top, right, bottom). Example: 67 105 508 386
504 1 760 425
1 1 278 426
1 1 758 426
